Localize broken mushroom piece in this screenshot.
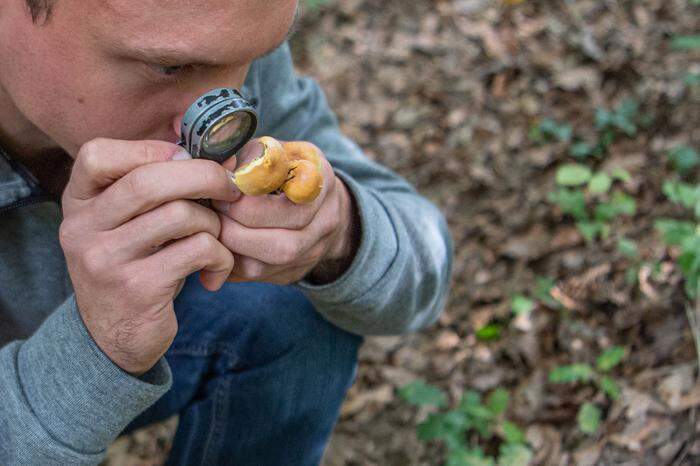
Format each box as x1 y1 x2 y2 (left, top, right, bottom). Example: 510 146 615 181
232 136 289 196
232 136 324 204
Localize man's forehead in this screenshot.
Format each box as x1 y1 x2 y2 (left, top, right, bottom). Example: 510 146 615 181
92 0 296 64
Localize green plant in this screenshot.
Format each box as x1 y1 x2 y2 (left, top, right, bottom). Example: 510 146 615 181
528 118 572 144
549 346 626 434
399 384 533 466
655 179 700 299
549 164 635 242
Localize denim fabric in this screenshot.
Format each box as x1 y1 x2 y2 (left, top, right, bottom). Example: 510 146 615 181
122 273 363 466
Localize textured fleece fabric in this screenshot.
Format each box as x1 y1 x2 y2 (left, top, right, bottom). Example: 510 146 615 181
0 42 454 464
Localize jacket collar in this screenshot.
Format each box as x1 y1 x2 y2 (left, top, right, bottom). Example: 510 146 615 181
0 147 34 209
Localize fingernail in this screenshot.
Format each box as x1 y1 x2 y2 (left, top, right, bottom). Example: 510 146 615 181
211 200 231 213
170 149 192 161
237 140 264 166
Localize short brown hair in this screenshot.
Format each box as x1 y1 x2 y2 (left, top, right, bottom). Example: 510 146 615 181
26 0 54 23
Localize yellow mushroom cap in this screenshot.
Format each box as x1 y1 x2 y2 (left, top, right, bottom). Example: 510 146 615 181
282 159 323 204
233 136 289 196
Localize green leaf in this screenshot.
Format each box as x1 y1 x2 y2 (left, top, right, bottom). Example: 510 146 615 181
487 388 510 415
534 276 559 308
588 172 612 194
448 448 495 466
663 181 700 210
548 188 588 220
511 294 535 316
549 364 595 383
570 142 595 159
667 146 700 175
398 381 448 407
617 238 639 259
598 376 621 400
417 411 468 445
655 219 697 246
498 443 533 466
611 168 632 183
501 420 526 444
610 191 637 216
556 164 593 186
596 346 626 372
476 323 503 341
672 35 700 50
684 73 700 86
539 118 573 142
576 221 606 242
577 403 602 434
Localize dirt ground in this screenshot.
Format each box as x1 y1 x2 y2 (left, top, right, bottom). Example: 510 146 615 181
105 0 700 464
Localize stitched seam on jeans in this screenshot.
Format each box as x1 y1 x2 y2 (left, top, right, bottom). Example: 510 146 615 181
167 343 238 363
201 377 228 465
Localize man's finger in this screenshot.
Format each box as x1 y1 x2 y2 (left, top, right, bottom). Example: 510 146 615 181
91 159 241 230
217 211 336 266
67 138 184 201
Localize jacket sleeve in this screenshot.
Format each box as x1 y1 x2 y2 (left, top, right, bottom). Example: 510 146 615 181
247 43 455 335
0 294 172 466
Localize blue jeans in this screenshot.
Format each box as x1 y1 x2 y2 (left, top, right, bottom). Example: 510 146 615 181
120 273 363 466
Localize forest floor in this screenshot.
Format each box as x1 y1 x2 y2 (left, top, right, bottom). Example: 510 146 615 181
105 0 700 464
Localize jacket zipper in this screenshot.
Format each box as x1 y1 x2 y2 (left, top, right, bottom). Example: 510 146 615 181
0 194 55 215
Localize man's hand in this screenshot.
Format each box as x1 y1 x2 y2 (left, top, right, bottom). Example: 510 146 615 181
59 138 240 376
211 139 360 286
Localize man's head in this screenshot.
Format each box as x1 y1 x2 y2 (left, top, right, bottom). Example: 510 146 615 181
0 0 298 158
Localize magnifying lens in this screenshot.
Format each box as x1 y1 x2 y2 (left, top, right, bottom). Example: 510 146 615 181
179 88 258 163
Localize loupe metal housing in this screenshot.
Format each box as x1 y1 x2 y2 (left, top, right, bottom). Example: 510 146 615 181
179 88 258 163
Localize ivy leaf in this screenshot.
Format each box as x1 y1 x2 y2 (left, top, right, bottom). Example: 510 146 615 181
548 188 588 221
611 168 632 183
476 323 503 341
556 164 593 186
398 381 448 407
576 221 607 242
511 294 535 316
667 146 699 175
577 403 602 434
447 448 495 466
549 364 595 383
598 376 621 400
534 276 559 308
588 172 612 194
498 443 533 466
610 191 637 216
596 346 626 372
655 219 696 246
570 142 595 159
487 388 510 415
501 421 526 444
417 411 468 446
617 238 639 259
672 35 700 50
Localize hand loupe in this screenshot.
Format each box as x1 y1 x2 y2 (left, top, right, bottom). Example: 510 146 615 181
179 88 258 163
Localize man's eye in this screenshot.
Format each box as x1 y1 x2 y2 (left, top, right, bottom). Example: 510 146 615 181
153 64 187 76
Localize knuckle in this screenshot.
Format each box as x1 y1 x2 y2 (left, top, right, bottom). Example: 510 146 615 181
276 240 303 265
81 241 110 276
163 200 193 228
193 231 218 254
58 217 82 253
122 168 154 199
79 138 106 179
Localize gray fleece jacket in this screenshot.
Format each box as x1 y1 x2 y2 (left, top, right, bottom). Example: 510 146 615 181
0 43 454 465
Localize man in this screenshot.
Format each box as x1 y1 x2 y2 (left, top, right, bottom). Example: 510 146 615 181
0 0 454 464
